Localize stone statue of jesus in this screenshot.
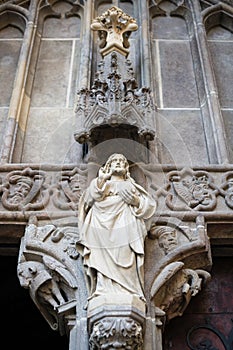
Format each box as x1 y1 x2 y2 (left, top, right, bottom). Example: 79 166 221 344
77 153 156 300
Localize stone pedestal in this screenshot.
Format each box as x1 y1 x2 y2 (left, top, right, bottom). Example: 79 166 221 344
87 294 146 349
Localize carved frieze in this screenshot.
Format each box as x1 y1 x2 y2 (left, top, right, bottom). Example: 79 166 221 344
165 168 218 211
220 171 233 209
1 167 49 211
0 165 232 220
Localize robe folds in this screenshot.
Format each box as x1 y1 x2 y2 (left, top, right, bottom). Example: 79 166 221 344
77 177 156 298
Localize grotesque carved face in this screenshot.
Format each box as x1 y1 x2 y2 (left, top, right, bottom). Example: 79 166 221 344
158 229 178 254
9 179 32 203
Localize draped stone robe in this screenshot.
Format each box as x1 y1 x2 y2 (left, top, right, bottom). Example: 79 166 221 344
78 176 156 299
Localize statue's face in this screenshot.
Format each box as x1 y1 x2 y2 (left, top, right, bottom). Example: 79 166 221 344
109 155 127 176
8 180 31 204
159 230 178 254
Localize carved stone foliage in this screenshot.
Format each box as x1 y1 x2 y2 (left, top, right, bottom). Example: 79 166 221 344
17 219 88 335
1 167 49 211
147 216 212 322
52 167 87 211
89 317 143 350
165 168 218 211
91 6 138 57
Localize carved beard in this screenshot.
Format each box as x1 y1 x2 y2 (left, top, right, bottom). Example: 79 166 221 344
111 167 126 177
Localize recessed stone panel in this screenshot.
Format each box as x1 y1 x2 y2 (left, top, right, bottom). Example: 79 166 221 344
152 15 188 40
30 40 73 107
0 41 22 106
68 40 80 108
222 110 233 163
158 109 208 165
43 16 81 38
21 108 79 164
159 41 199 108
208 41 233 108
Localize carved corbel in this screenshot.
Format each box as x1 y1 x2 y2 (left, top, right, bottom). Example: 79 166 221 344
17 218 88 336
147 216 212 324
150 262 211 321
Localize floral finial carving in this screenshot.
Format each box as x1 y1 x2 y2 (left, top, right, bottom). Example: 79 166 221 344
91 6 138 57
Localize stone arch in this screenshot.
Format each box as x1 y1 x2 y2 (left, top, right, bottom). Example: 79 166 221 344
0 5 27 35
202 3 233 34
0 5 27 146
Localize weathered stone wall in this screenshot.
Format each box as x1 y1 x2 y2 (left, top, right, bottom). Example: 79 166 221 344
0 0 232 166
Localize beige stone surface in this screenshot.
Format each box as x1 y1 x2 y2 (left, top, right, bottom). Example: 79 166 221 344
21 108 79 164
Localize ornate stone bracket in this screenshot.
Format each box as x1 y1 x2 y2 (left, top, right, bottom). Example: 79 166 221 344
147 215 212 324
17 217 88 337
74 7 157 147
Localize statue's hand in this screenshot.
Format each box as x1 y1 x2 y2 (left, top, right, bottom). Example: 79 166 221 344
120 188 140 207
97 167 112 188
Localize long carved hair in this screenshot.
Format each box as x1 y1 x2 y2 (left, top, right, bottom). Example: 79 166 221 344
103 153 131 180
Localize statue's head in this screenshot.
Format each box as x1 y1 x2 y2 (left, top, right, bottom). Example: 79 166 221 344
9 175 33 203
104 153 130 179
